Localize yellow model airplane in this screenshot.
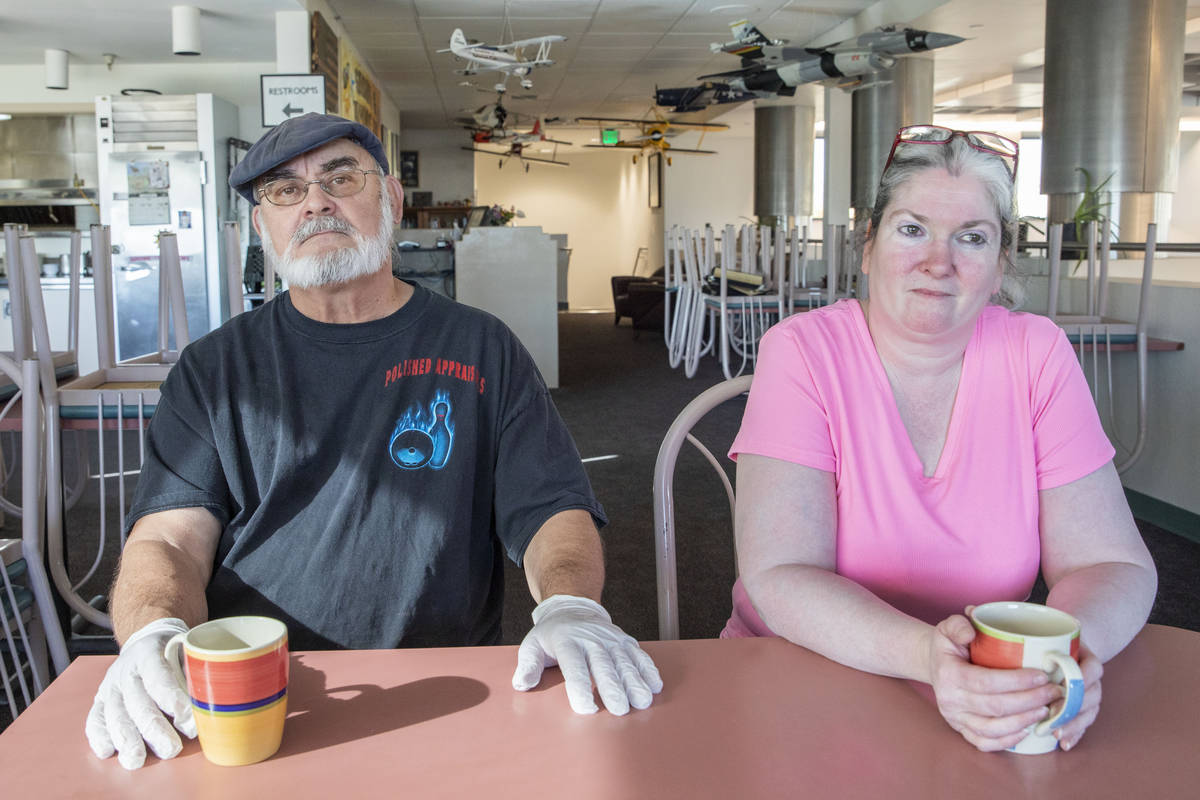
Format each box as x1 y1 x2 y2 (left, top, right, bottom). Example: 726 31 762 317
576 112 729 165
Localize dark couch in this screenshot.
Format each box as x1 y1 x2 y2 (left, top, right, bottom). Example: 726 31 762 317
611 268 666 333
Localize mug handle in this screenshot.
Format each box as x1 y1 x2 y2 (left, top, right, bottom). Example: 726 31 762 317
163 632 190 691
1033 651 1085 735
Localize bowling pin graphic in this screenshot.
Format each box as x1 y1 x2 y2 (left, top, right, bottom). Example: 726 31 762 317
430 400 452 469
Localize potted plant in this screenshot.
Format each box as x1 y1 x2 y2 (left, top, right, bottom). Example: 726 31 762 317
1063 167 1114 261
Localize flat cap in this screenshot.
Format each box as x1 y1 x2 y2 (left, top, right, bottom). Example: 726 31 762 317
229 113 389 204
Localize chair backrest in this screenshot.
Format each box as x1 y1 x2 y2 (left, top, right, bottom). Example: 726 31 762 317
653 374 752 640
156 232 191 360
222 221 246 319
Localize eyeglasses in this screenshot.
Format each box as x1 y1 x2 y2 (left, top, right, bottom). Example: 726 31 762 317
883 125 1019 183
256 168 382 206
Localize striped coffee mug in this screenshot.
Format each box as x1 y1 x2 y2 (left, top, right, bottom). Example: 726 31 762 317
969 602 1084 755
165 616 289 766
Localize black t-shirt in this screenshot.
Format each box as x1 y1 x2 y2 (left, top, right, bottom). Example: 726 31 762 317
126 283 605 649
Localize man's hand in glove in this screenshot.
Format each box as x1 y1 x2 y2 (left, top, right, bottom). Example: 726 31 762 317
512 594 663 715
85 617 196 770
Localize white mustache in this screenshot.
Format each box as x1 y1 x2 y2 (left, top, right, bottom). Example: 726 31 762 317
291 216 355 246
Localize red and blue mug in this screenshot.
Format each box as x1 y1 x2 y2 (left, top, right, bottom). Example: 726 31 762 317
969 602 1084 755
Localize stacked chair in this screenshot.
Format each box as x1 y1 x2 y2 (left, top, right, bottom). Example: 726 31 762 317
0 228 75 717
26 226 187 641
1045 220 1158 473
663 222 827 379
4 220 248 709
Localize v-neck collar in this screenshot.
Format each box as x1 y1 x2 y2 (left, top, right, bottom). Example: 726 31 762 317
849 300 982 482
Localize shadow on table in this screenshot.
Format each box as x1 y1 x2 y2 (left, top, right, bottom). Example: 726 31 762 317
272 654 490 758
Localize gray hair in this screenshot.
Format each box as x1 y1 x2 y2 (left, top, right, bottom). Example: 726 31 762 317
865 135 1025 308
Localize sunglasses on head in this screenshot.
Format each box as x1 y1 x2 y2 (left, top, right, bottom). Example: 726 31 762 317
883 125 1019 183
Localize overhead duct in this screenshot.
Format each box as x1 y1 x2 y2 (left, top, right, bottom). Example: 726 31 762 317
1041 0 1185 236
850 57 934 218
754 104 796 227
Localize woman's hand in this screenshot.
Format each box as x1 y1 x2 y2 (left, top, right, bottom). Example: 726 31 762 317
1053 646 1102 751
927 613 1064 751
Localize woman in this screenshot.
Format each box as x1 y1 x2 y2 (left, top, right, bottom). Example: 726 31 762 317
726 126 1157 753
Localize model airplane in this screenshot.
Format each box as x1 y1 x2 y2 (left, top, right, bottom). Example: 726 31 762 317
655 81 758 113
656 20 965 109
463 119 571 171
576 113 729 165
439 28 565 92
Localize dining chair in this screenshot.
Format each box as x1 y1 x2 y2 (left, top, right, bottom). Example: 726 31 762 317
222 221 248 319
652 374 751 640
665 225 713 378
704 224 789 380
0 226 89 523
1 236 73 678
29 226 182 635
1045 220 1155 473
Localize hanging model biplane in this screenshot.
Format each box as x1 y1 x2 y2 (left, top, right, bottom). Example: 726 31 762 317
439 28 565 92
463 119 571 171
576 113 729 165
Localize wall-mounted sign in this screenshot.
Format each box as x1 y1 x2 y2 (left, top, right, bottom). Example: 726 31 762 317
310 12 339 114
261 74 326 127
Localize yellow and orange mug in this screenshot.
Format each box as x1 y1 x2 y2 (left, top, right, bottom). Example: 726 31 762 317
968 602 1084 755
165 616 289 766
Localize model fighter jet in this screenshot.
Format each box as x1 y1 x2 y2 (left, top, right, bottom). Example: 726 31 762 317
439 28 565 93
657 20 964 111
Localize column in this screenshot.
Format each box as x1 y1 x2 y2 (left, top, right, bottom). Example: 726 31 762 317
850 57 934 220
275 10 310 75
1041 0 1185 239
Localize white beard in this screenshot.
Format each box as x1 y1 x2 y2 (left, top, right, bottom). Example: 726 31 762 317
261 185 394 289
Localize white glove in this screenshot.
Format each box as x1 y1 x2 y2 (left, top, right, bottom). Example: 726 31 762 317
85 618 196 770
512 594 663 715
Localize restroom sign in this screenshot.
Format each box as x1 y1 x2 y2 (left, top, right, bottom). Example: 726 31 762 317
261 74 326 127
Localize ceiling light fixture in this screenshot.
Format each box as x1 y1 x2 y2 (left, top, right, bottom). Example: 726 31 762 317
173 6 202 56
45 49 69 90
0 114 12 121
710 4 757 15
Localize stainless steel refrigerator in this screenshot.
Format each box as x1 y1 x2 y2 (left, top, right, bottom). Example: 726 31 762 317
96 93 238 360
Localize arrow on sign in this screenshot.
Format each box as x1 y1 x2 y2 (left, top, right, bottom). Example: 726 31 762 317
283 103 304 117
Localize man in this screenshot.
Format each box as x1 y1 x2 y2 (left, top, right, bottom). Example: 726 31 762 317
85 113 661 771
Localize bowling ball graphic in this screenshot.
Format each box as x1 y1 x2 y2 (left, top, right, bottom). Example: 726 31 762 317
390 428 434 469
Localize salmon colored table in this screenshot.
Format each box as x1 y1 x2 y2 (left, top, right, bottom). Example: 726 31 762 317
2 626 1198 799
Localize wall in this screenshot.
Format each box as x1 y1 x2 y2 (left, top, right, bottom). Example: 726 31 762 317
0 62 274 144
399 128 475 206
1169 132 1200 244
1020 264 1199 519
663 132 755 232
0 6 401 146
474 150 662 310
303 0 400 136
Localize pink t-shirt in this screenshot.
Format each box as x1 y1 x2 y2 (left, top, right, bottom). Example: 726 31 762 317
725 300 1115 635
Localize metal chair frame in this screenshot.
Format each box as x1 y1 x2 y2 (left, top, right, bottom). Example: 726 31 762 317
1045 220 1155 473
653 374 751 640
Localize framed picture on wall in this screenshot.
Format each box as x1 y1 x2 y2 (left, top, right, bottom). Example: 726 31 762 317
399 150 419 188
648 151 662 208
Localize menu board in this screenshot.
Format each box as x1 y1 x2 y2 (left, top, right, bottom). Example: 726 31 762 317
339 39 381 137
310 11 339 114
